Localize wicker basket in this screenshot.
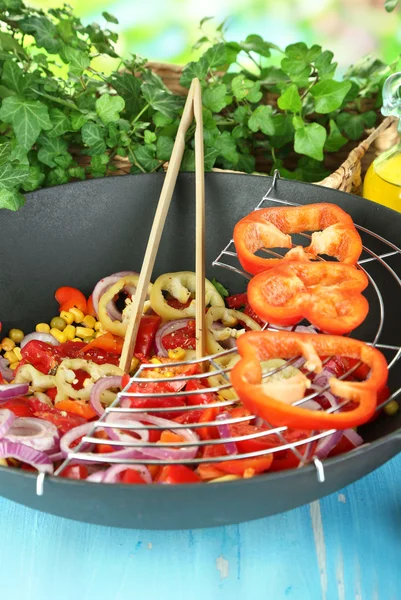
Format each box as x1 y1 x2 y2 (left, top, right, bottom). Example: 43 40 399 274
84 61 399 194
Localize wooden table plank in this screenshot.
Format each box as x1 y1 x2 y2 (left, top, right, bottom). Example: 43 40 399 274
1 455 400 600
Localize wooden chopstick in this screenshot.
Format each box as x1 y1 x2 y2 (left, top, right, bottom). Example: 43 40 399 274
119 80 196 373
193 79 206 362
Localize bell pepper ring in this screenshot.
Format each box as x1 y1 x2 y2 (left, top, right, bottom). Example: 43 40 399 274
233 203 363 275
230 330 388 430
150 271 225 320
205 306 261 354
247 261 369 335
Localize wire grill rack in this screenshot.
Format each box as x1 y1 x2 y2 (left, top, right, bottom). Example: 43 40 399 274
37 172 401 494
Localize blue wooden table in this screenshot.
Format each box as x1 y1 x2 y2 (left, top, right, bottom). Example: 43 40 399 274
1 456 400 600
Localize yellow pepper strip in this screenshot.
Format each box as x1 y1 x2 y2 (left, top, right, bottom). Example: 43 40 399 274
205 306 261 355
14 365 56 391
150 271 225 320
55 358 123 403
98 275 152 337
207 353 241 400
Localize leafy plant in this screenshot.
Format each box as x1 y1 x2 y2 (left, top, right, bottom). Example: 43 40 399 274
0 2 395 211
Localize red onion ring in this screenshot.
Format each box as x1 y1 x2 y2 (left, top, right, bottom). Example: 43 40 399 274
343 429 364 447
90 376 123 416
216 412 237 455
0 409 15 439
86 470 106 482
0 439 53 473
5 417 59 452
20 332 59 349
154 318 194 357
0 357 13 382
102 463 152 484
60 422 95 456
0 383 29 400
315 431 343 459
92 271 138 319
104 412 149 442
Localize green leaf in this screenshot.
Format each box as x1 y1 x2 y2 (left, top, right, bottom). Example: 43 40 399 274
295 157 330 183
310 80 352 114
314 50 337 80
134 145 160 171
200 16 214 26
0 96 52 150
337 114 365 140
240 34 280 57
141 83 184 119
181 149 195 171
203 43 238 69
231 76 262 103
21 165 45 192
62 46 90 77
144 130 156 144
324 119 348 152
90 154 109 177
204 146 219 170
0 163 29 189
110 73 144 118
102 11 119 24
156 136 174 161
106 122 119 147
248 105 275 135
361 110 377 128
294 122 326 161
54 153 73 169
70 112 89 131
1 60 26 95
277 83 302 113
180 57 209 89
47 166 68 187
270 114 294 148
233 106 249 124
68 166 86 181
47 108 71 138
0 188 25 211
203 84 228 113
81 122 107 154
214 131 238 164
0 142 11 166
212 278 229 298
202 108 217 130
385 0 398 12
56 19 75 43
0 32 25 58
20 16 61 54
153 112 173 127
96 94 125 125
237 153 255 173
246 82 263 103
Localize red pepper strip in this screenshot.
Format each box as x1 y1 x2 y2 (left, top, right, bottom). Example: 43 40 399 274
230 330 388 430
157 465 201 484
202 443 273 475
82 332 124 355
55 286 87 313
86 295 96 318
247 261 369 335
233 203 362 275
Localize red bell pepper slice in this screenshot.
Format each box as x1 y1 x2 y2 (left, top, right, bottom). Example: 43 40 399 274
234 203 362 275
82 332 124 355
202 443 273 475
157 465 201 484
230 330 388 430
59 465 89 480
55 399 97 420
135 315 161 356
247 261 369 335
55 286 87 313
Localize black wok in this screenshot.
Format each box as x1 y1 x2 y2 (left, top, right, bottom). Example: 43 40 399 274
0 172 400 530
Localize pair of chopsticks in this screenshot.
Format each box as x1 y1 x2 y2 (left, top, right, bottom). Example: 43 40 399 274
119 78 206 373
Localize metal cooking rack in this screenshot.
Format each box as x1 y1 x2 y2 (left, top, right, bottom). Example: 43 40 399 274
37 171 401 494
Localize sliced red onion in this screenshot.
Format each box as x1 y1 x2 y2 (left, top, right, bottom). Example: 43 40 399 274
20 332 59 349
90 376 123 416
0 357 13 382
343 428 364 447
5 417 59 452
102 463 152 484
60 422 94 456
86 470 106 482
0 409 15 439
104 412 149 442
47 451 64 462
0 383 29 400
216 412 237 455
154 318 194 357
92 271 138 319
0 439 53 473
315 431 343 459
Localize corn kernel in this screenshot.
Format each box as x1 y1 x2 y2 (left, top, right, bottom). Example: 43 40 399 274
95 331 105 338
60 311 74 325
82 315 96 329
13 347 22 361
72 338 82 342
384 400 399 416
129 357 139 374
150 358 162 365
168 347 185 361
69 307 85 323
94 321 104 331
64 325 76 341
50 328 67 344
0 458 7 467
76 326 95 339
1 338 15 352
4 350 17 363
9 362 19 371
36 323 51 334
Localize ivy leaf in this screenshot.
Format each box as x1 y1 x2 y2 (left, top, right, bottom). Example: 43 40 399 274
62 46 90 77
214 131 238 164
153 112 173 127
248 105 275 135
277 83 302 113
91 154 109 177
134 145 161 171
361 110 377 128
296 157 330 183
109 73 144 118
203 43 239 69
385 0 398 12
336 114 365 140
310 80 352 114
95 94 125 125
294 122 326 161
181 149 195 171
314 50 337 80
0 96 52 150
233 106 249 124
231 76 262 102
270 114 294 148
156 136 174 161
47 166 68 187
203 84 229 113
0 32 25 59
81 122 107 154
237 153 255 173
324 119 348 152
102 11 119 24
0 142 11 165
144 130 157 144
239 34 280 57
142 83 184 119
0 188 25 211
70 111 89 131
204 146 219 170
180 57 209 88
21 165 45 192
1 60 26 95
0 163 29 189
47 108 71 137
68 166 86 181
20 16 61 54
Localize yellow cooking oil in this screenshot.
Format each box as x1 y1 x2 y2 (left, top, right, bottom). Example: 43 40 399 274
363 148 401 212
